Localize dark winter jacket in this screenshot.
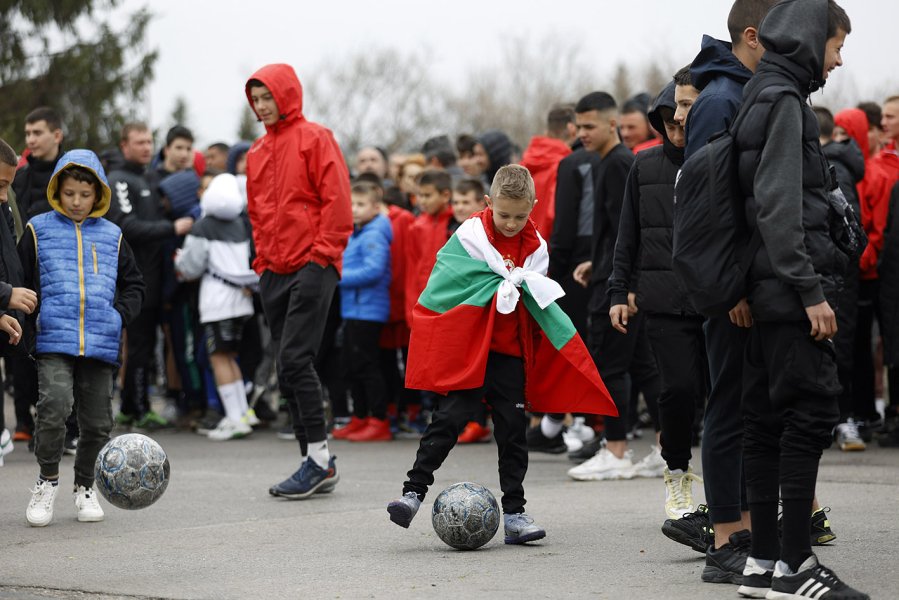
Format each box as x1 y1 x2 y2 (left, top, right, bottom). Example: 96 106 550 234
549 146 600 280
11 151 61 224
478 130 513 186
686 35 754 160
879 181 899 364
823 138 864 217
735 0 846 322
609 82 694 316
0 202 27 357
105 160 177 309
589 143 634 289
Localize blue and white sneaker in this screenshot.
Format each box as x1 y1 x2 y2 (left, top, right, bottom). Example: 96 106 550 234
503 512 546 544
269 456 338 499
387 491 422 528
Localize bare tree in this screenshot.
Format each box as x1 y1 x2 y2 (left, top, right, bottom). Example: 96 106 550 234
237 105 260 141
612 63 633 106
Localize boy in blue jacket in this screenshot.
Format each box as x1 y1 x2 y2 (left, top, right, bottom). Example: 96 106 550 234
339 181 393 442
19 150 145 526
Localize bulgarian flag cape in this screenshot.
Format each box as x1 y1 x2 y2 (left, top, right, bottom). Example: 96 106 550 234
405 210 616 416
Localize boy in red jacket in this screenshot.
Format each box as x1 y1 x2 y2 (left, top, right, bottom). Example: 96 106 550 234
387 165 616 544
245 64 352 499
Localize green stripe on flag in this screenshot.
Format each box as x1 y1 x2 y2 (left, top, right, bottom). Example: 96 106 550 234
522 283 576 350
418 235 500 314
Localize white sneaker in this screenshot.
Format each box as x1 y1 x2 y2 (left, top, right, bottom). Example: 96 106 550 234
26 480 59 527
629 445 666 478
834 419 866 451
242 409 261 428
567 448 634 481
0 428 13 467
562 417 596 452
73 485 105 522
207 417 252 441
663 466 703 519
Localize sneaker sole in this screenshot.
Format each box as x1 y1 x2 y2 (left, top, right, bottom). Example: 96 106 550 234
26 515 53 527
633 468 666 478
504 529 546 544
568 470 633 481
812 533 836 545
660 521 709 554
77 514 105 522
387 502 414 528
271 474 339 500
528 445 568 455
736 584 770 598
839 442 866 451
701 565 743 584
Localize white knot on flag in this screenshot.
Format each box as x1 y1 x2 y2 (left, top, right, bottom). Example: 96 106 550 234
455 217 565 315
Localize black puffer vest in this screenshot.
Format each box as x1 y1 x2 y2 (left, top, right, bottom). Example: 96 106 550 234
633 147 695 316
735 63 846 321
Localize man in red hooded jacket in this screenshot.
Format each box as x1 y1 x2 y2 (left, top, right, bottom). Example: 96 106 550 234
245 64 353 499
519 106 575 238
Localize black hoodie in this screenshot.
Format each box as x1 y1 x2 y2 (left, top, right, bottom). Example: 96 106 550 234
608 81 694 316
735 0 845 321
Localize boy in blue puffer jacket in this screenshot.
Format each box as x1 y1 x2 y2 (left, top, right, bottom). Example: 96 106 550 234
337 181 393 442
18 149 145 527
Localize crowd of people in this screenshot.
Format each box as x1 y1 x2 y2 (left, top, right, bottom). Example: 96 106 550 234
0 0 895 597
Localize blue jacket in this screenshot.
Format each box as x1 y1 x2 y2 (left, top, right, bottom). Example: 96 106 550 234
685 35 754 160
339 213 392 322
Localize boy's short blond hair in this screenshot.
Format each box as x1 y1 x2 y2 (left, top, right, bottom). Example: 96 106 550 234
489 164 536 205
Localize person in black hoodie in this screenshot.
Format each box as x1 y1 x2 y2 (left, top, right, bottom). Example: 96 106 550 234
734 2 868 597
815 106 868 451
609 72 705 518
105 123 194 428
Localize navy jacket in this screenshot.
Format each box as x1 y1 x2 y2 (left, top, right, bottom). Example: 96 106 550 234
685 35 754 160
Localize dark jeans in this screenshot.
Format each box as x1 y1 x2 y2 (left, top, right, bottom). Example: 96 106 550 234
259 264 338 445
121 307 160 419
702 315 749 524
34 354 116 488
742 321 840 565
404 352 529 514
588 286 660 442
343 319 387 420
852 279 881 422
647 314 707 472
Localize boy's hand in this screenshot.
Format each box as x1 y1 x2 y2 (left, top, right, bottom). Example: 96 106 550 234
174 217 194 236
627 292 639 317
729 298 753 328
573 261 592 288
609 304 629 334
806 300 837 341
9 287 37 314
0 314 22 345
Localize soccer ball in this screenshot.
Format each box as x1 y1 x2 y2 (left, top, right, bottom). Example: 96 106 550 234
94 433 170 510
431 482 500 550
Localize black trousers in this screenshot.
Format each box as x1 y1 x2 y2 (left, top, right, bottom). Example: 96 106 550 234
343 319 387 420
702 315 749 524
647 314 707 472
121 307 160 419
742 321 840 563
851 279 881 422
834 263 859 421
588 286 660 442
259 265 338 445
404 353 529 514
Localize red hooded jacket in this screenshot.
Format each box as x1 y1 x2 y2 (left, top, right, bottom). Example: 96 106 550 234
836 109 892 279
405 206 454 326
244 64 352 275
380 204 416 348
519 136 571 239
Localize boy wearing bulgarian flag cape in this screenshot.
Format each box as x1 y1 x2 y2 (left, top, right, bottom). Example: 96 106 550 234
387 165 616 544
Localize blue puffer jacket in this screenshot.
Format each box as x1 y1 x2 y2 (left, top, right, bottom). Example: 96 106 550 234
29 149 124 365
339 213 392 322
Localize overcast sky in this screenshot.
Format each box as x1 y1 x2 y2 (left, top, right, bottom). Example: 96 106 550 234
127 0 897 148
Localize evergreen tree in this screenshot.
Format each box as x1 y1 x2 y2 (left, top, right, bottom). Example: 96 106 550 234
0 1 157 152
237 105 260 142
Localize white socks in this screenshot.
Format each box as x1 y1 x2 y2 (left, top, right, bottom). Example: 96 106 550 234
541 415 564 438
218 381 249 421
308 441 330 469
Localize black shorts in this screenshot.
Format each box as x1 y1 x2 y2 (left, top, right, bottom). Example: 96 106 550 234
204 316 249 355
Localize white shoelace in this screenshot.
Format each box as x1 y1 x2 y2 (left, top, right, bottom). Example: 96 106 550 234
30 483 55 510
842 420 862 440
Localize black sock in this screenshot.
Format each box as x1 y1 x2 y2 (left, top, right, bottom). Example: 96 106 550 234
748 501 780 560
781 498 814 571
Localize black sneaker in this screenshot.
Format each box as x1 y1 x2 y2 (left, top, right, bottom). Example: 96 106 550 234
252 397 279 424
661 504 714 554
526 425 567 454
568 437 602 463
702 529 750 585
811 507 836 545
738 557 774 598
63 436 78 456
769 555 869 599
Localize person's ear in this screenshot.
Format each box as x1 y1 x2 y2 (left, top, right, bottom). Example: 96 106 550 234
484 195 493 209
743 26 760 50
52 129 63 145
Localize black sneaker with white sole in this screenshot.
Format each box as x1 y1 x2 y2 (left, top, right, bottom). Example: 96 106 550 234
702 529 751 585
768 555 869 599
738 556 774 598
661 504 713 553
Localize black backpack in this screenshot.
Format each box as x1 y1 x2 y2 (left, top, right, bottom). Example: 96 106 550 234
672 84 796 317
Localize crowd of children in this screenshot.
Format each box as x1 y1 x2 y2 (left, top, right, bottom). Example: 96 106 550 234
2 0 897 596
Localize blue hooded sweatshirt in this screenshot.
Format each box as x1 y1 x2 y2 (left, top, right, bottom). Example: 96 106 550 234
339 213 393 322
685 35 754 160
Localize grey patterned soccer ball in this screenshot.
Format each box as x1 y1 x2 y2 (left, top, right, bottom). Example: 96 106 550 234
94 433 170 510
431 482 500 550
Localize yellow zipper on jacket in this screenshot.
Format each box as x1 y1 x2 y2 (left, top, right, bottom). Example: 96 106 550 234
92 243 98 274
76 222 85 356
